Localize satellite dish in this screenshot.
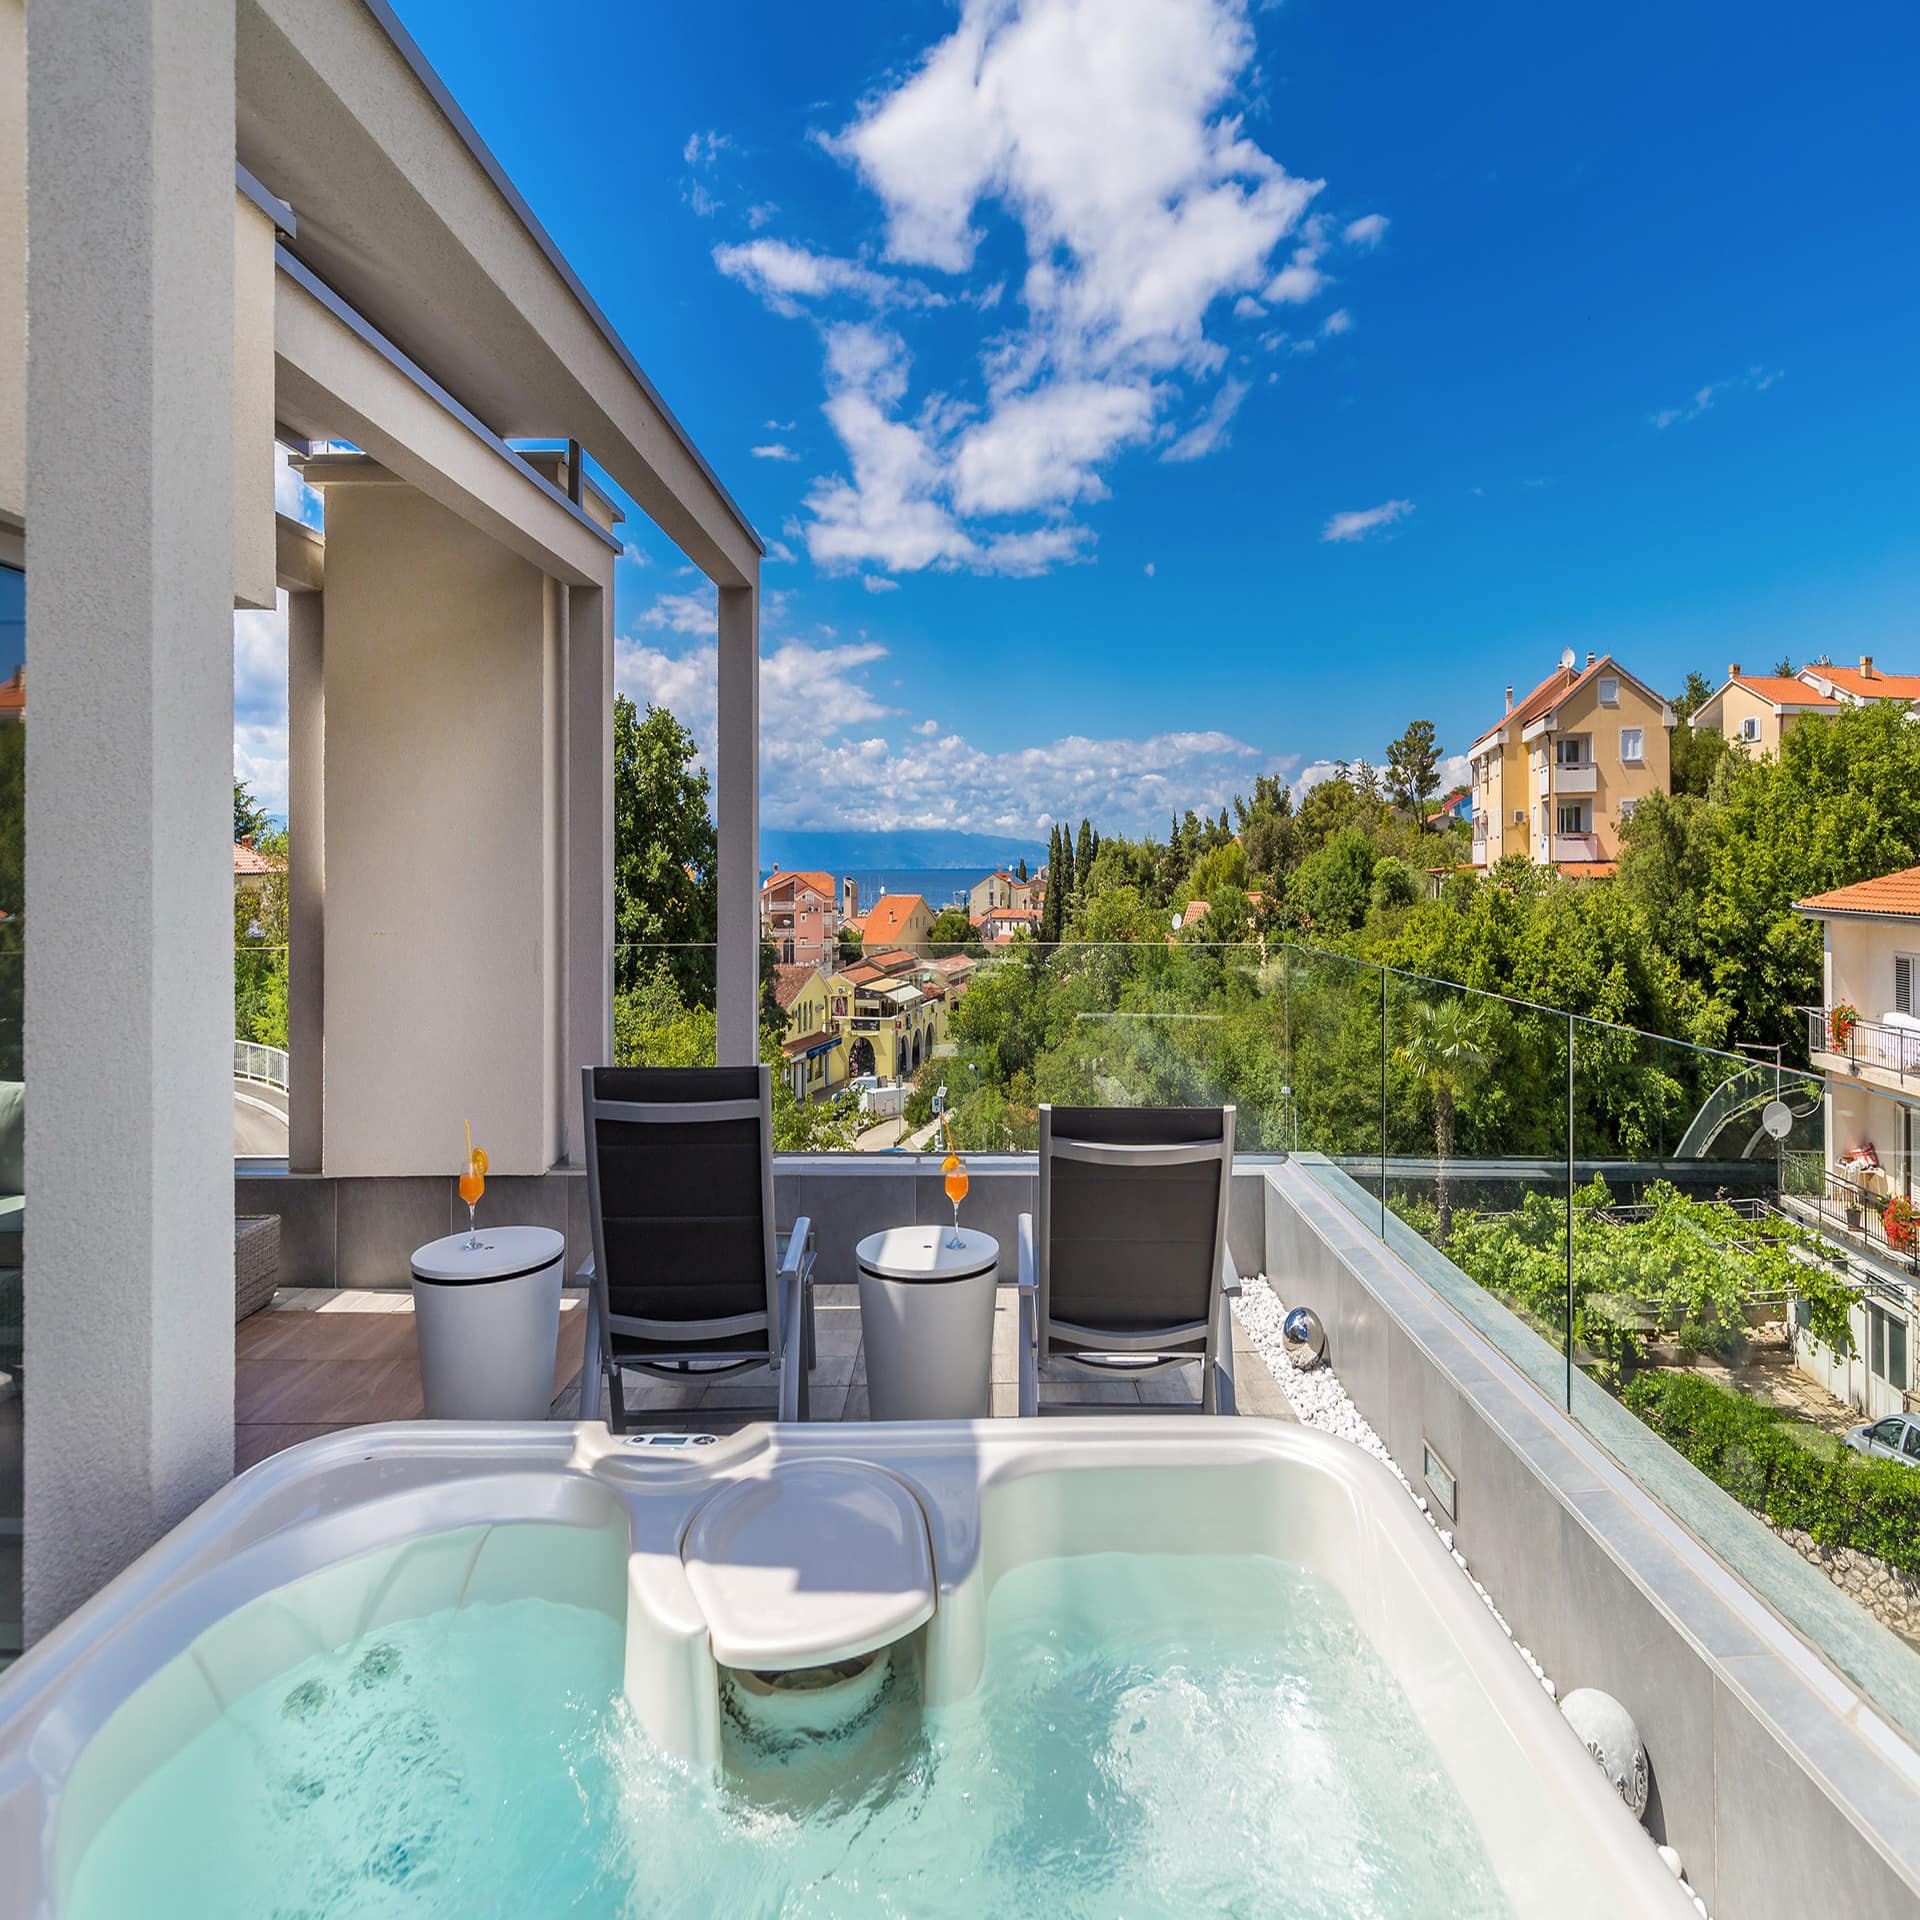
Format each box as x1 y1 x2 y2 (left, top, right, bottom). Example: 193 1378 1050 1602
1559 647 1577 670
1761 1099 1794 1142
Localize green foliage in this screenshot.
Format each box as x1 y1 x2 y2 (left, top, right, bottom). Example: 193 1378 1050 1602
928 907 976 946
234 778 272 845
1289 829 1377 933
1385 719 1442 829
1625 1371 1920 1578
612 697 716 1007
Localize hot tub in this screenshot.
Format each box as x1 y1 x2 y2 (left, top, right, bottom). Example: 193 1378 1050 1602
0 1420 1693 1919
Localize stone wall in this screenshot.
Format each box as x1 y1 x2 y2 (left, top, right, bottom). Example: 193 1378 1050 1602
1769 1522 1920 1648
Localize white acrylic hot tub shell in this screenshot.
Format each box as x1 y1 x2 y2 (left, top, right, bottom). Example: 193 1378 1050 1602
0 1418 1696 1920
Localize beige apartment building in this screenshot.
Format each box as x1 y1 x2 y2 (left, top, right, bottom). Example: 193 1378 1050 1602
1692 655 1919 758
967 869 1036 919
1468 653 1674 872
1792 866 1920 1419
1689 668 1841 756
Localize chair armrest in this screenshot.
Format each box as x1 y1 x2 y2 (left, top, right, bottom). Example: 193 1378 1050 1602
1220 1244 1242 1298
1017 1213 1038 1417
779 1216 813 1281
776 1216 813 1423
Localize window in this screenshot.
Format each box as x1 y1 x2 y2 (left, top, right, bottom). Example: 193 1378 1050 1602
1870 1416 1904 1447
1741 716 1760 742
1513 808 1525 826
1619 727 1645 764
1906 1424 1920 1461
1869 1311 1909 1390
1557 802 1588 835
1618 796 1640 824
1598 676 1620 705
1896 953 1915 1016
1555 735 1585 766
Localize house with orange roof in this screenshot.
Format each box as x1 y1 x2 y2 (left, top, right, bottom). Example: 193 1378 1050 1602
232 836 286 897
1795 654 1920 710
1466 652 1674 872
849 891 935 954
1791 864 1920 1415
975 905 1040 945
0 666 23 727
1689 665 1843 756
759 867 841 969
967 869 1036 919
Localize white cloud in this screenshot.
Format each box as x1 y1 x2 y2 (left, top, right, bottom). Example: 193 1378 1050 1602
1649 365 1785 430
752 443 800 461
618 541 651 567
1342 213 1389 249
1160 378 1248 464
1233 294 1266 319
1143 561 1156 576
635 585 720 634
709 0 1358 577
863 575 900 593
712 239 944 318
1321 498 1414 543
766 418 797 432
618 625 1273 836
764 538 799 564
682 130 732 218
233 595 290 818
1319 307 1352 337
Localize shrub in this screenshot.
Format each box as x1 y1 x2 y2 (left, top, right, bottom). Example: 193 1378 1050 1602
1624 1371 1920 1578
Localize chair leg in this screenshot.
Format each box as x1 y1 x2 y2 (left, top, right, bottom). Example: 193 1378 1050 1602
606 1360 628 1435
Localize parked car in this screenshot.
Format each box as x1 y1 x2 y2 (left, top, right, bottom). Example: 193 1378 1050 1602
1843 1412 1920 1467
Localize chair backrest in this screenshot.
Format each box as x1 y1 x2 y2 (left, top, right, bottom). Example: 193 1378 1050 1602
580 1065 777 1349
1038 1104 1234 1344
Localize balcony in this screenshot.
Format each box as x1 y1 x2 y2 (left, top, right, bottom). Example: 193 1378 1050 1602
1806 1004 1920 1091
1549 831 1602 862
1550 763 1598 794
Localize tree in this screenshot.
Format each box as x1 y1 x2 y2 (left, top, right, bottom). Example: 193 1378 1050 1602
1396 996 1491 1241
1233 773 1294 884
1773 656 1794 678
928 906 975 947
1076 817 1095 884
1673 670 1714 721
612 697 716 1005
1385 720 1443 831
1015 856 1028 882
234 778 271 844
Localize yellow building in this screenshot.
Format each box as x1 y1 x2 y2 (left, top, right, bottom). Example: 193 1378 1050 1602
771 964 846 1103
967 869 1036 918
1688 667 1841 756
1467 653 1674 872
829 951 943 1082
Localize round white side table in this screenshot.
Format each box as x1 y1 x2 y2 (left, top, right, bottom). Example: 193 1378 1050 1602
410 1225 565 1420
854 1225 999 1420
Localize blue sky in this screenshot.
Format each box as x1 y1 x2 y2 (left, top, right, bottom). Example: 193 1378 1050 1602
242 0 1919 839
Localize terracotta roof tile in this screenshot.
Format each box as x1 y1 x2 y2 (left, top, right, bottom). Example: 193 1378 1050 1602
1809 665 1920 700
1797 865 1920 920
858 894 929 941
771 962 818 1010
1729 675 1840 707
761 869 835 897
233 839 284 875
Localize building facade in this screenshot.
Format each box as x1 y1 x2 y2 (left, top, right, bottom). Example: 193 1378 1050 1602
1793 867 1919 1420
760 868 840 968
1468 654 1674 872
830 948 944 1082
967 869 1036 918
1689 668 1841 756
849 892 935 955
771 962 845 1102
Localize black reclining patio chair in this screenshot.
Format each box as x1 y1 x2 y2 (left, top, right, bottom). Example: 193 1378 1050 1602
1017 1103 1238 1415
577 1064 814 1428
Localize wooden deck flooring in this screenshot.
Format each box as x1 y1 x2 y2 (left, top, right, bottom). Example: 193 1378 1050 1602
236 1282 1293 1473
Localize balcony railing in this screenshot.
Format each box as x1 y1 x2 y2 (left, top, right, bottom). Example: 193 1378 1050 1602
1548 831 1601 861
1548 763 1597 794
1805 1005 1920 1085
1780 1148 1920 1279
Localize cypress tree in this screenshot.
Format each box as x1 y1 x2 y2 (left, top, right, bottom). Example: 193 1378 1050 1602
1076 817 1094 887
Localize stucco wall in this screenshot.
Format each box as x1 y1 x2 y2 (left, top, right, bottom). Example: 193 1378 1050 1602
317 479 562 1177
232 189 276 610
0 0 23 529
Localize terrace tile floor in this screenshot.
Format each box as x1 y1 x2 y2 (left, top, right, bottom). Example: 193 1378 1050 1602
236 1281 1293 1471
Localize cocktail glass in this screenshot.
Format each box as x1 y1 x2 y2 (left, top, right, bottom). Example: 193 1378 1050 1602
942 1152 969 1250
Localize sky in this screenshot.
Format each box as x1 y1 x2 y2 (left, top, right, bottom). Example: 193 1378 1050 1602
238 0 1920 842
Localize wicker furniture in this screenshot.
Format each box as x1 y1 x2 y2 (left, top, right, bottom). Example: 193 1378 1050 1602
234 1214 281 1322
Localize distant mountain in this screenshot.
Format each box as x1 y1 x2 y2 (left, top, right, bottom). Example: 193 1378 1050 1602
760 828 1048 876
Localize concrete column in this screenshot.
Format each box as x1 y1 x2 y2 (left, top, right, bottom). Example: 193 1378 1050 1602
715 582 759 1065
564 579 613 1152
24 0 235 1637
314 477 564 1178
287 590 325 1172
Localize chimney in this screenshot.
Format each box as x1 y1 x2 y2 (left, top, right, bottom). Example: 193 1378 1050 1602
1728 662 1741 680
1860 654 1876 679
1505 685 1514 712
1585 651 1596 668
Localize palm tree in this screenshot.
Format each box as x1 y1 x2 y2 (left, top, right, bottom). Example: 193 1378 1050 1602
1396 997 1491 1243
